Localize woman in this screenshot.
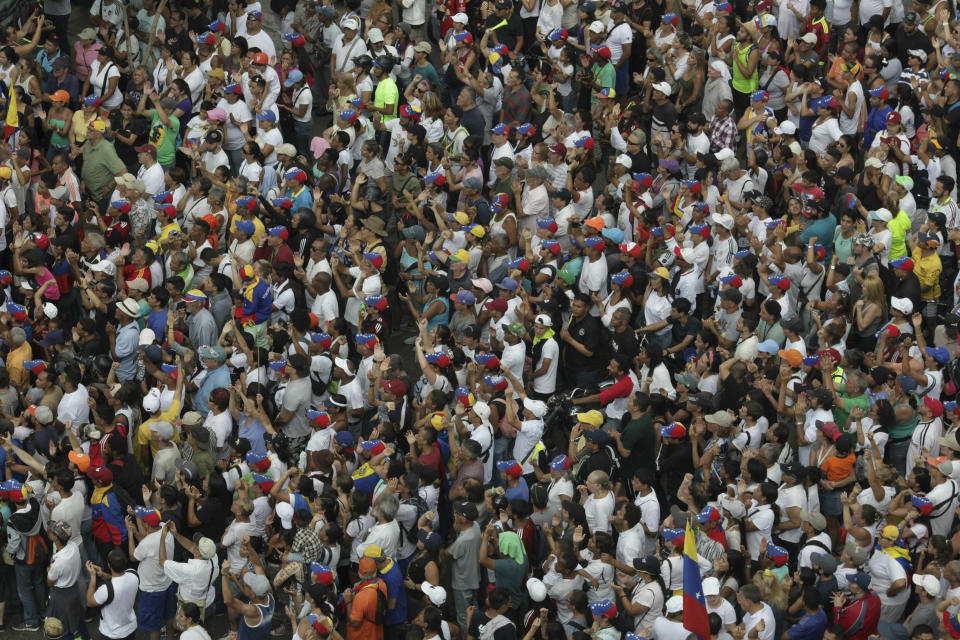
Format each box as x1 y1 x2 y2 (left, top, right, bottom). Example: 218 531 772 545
402 274 450 334
203 387 232 460
832 209 858 263
15 57 42 113
537 455 574 521
84 46 121 111
73 32 101 84
45 91 74 161
238 141 265 189
615 556 664 635
673 43 705 117
579 470 614 534
151 44 176 95
419 92 444 144
848 273 885 352
638 268 673 349
404 529 443 616
759 50 791 122
107 98 148 168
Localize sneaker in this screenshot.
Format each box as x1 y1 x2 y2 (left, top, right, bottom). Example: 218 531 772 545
12 623 40 632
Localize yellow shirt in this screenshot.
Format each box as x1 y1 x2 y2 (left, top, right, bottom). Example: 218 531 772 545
71 110 99 145
912 247 942 300
6 342 32 389
158 221 184 245
135 396 182 467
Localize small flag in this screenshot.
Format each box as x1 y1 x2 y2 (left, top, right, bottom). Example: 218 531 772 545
683 519 710 640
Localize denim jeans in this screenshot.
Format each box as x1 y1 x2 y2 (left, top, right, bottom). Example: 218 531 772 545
293 120 313 158
14 561 47 626
453 588 477 631
877 620 909 640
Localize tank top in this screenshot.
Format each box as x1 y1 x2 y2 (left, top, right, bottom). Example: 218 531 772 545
732 42 758 94
237 594 274 640
50 119 69 148
424 297 450 332
890 401 919 440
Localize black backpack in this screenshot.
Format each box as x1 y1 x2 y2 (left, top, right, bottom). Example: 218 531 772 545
360 579 388 625
399 496 429 544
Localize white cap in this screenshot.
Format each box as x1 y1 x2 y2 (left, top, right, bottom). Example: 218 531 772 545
142 387 162 413
712 212 735 230
652 82 672 95
526 577 548 602
891 296 913 315
774 121 797 135
715 148 735 162
589 20 605 33
677 247 696 263
367 27 384 43
615 153 632 168
198 537 217 559
800 32 818 43
718 493 746 519
702 576 720 597
534 313 553 327
43 302 58 319
523 397 548 418
472 400 491 420
788 141 803 156
421 583 447 605
276 501 294 529
864 156 883 169
139 327 156 346
452 12 469 23
342 17 359 30
869 208 893 223
912 573 940 596
334 357 354 374
666 595 684 614
90 259 117 276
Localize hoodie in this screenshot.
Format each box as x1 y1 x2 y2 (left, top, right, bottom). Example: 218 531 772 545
5 498 43 561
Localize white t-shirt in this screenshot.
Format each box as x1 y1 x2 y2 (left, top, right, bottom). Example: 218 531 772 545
745 503 774 560
292 85 313 123
584 491 615 534
515 418 544 474
775 484 807 544
532 338 559 393
88 59 123 109
134 530 175 592
163 557 219 606
94 571 140 639
743 603 776 640
216 98 253 151
47 541 82 588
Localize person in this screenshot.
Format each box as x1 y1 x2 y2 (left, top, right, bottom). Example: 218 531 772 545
86 549 140 640
345 556 388 640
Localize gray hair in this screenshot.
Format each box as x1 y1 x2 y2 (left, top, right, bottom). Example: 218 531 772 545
377 493 399 521
209 186 226 204
491 233 509 250
760 442 780 463
10 327 26 346
86 231 106 251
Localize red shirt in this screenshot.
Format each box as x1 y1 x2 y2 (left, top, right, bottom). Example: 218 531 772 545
833 592 881 640
417 443 446 483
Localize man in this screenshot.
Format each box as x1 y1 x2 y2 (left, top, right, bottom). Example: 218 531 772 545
221 557 274 640
72 119 126 210
239 11 277 63
831 572 881 639
48 153 83 214
5 482 45 632
345 556 388 640
109 298 141 381
456 88 486 139
42 58 80 103
85 550 139 639
466 586 515 640
516 167 550 234
429 500 473 627
738 584 776 640
127 505 176 640
501 70 531 127
485 0 524 51
363 545 407 636
529 314 560 400
158 523 219 622
708 99 738 152
135 144 165 196
216 83 252 171
561 294 603 390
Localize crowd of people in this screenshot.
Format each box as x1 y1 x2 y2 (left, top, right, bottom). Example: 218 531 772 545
4 0 960 639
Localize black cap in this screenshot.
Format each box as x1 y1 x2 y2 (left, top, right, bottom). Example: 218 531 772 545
206 130 223 143
633 556 661 575
454 500 479 520
781 462 805 479
835 166 854 182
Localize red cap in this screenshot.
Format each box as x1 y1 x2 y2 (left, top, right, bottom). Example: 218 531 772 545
252 52 269 65
86 465 114 485
380 378 408 397
484 297 508 313
925 395 945 418
887 111 902 125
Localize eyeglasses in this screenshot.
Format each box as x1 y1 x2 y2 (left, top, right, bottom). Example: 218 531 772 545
311 245 323 251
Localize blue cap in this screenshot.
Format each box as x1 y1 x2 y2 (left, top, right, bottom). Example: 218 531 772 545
925 346 951 364
497 277 519 291
256 111 278 123
898 374 918 394
236 220 256 236
284 69 304 87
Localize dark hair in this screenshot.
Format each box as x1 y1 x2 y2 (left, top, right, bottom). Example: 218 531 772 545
488 586 511 609
107 548 127 573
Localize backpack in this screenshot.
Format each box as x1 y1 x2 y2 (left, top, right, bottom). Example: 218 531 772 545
399 496 429 544
360 579 388 625
99 568 139 612
25 533 49 566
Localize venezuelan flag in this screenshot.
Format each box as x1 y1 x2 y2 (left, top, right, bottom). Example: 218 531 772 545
683 519 711 640
4 82 16 139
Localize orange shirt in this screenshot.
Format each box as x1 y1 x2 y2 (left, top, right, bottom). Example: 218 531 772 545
822 453 856 483
347 578 387 640
6 342 32 390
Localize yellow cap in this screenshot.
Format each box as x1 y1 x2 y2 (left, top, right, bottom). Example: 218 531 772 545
429 412 445 430
469 225 486 239
650 266 670 280
452 211 470 225
88 119 106 133
880 524 900 540
577 410 604 427
363 545 385 559
0 167 11 180
451 249 470 263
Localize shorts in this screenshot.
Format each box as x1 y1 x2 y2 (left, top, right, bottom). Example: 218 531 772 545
138 584 177 631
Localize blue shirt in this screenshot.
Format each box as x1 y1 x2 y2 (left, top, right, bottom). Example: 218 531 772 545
238 417 267 457
115 322 140 381
865 105 893 148
193 364 231 418
380 561 407 625
798 214 838 263
787 608 827 640
285 185 313 211
504 478 529 503
147 309 167 339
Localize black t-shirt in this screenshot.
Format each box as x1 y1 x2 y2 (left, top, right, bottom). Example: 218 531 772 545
468 612 517 640
485 13 524 52
194 496 230 541
619 414 656 476
562 314 602 373
611 326 640 362
946 100 960 152
462 107 486 139
670 315 701 350
717 374 751 412
894 26 934 66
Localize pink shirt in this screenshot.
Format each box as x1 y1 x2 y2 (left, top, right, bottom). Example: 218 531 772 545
74 42 102 82
36 268 61 301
